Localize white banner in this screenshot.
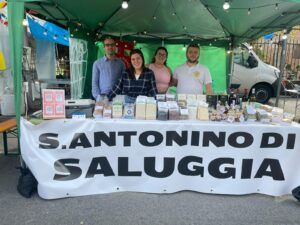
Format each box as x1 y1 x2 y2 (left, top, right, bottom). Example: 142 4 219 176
20 118 300 199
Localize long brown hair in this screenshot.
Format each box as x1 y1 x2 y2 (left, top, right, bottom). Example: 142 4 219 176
151 46 168 65
128 49 146 79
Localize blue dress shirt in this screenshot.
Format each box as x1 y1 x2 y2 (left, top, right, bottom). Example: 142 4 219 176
92 55 125 99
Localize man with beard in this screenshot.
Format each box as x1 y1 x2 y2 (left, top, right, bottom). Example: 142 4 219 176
172 44 212 94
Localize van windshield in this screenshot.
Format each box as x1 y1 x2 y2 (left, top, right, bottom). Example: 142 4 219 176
233 47 250 66
234 47 258 68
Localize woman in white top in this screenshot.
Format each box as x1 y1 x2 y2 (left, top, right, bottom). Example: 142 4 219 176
147 47 172 94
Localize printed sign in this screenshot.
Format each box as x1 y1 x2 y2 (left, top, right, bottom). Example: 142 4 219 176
42 89 65 119
20 118 300 199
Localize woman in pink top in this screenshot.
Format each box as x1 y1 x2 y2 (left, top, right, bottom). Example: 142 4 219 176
148 47 172 94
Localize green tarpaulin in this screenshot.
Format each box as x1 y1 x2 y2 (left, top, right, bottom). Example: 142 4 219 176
7 0 300 144
96 42 227 93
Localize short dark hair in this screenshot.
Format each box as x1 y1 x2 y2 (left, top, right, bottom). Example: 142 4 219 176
103 36 115 44
187 43 200 51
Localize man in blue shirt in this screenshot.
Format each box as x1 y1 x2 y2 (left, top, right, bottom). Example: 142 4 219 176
92 37 125 100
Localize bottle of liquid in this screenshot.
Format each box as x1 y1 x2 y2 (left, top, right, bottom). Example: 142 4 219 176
228 89 235 106
235 88 240 108
249 88 256 104
242 88 248 102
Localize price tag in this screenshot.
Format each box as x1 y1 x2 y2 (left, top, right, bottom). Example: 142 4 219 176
72 112 86 120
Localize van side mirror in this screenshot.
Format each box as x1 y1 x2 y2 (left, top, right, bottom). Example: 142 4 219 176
247 55 258 68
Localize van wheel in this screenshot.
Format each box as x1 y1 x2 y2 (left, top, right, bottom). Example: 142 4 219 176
253 84 272 104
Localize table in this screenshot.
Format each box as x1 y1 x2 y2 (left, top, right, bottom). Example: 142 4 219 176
20 118 300 199
0 117 18 155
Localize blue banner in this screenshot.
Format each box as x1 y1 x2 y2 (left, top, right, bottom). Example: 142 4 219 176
27 15 69 46
264 33 274 41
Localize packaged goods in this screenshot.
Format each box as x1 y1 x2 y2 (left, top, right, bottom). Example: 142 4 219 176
282 112 295 123
103 105 112 119
157 102 168 120
168 101 180 120
197 102 209 121
146 97 157 120
227 109 235 123
188 106 197 120
256 109 272 123
180 108 189 120
271 107 283 124
123 103 135 119
112 102 123 118
186 94 197 101
156 94 166 102
93 105 104 118
177 94 187 107
196 94 206 102
245 105 257 122
114 95 126 104
166 93 176 101
234 110 243 122
135 96 147 120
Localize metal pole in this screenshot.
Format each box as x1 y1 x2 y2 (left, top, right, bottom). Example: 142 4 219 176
275 38 287 107
229 50 234 91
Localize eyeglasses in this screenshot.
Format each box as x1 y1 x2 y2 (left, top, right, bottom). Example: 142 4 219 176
104 43 115 47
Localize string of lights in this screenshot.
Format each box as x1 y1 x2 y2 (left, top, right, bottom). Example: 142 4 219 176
219 1 283 11
22 0 293 46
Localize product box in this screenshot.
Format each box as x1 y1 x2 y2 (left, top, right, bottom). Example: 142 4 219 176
135 96 147 120
196 94 206 102
146 97 157 120
112 102 123 118
157 102 168 120
43 89 65 119
187 94 197 101
123 103 135 119
197 102 209 121
156 94 166 102
177 94 187 107
65 99 95 118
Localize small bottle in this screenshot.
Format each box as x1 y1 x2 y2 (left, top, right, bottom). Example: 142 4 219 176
228 89 235 106
249 88 256 103
242 88 248 102
216 100 221 112
235 89 240 108
239 97 243 109
224 101 229 114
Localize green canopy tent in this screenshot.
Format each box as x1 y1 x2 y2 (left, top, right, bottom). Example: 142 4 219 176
7 0 300 143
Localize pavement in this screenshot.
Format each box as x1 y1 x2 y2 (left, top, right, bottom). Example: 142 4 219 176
0 96 300 225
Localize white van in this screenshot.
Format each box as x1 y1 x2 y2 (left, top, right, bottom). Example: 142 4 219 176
231 43 280 103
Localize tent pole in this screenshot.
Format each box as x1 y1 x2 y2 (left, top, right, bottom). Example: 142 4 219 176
7 0 24 138
275 38 287 107
228 50 234 92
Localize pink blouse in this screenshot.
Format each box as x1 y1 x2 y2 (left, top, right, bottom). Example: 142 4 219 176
149 64 171 93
